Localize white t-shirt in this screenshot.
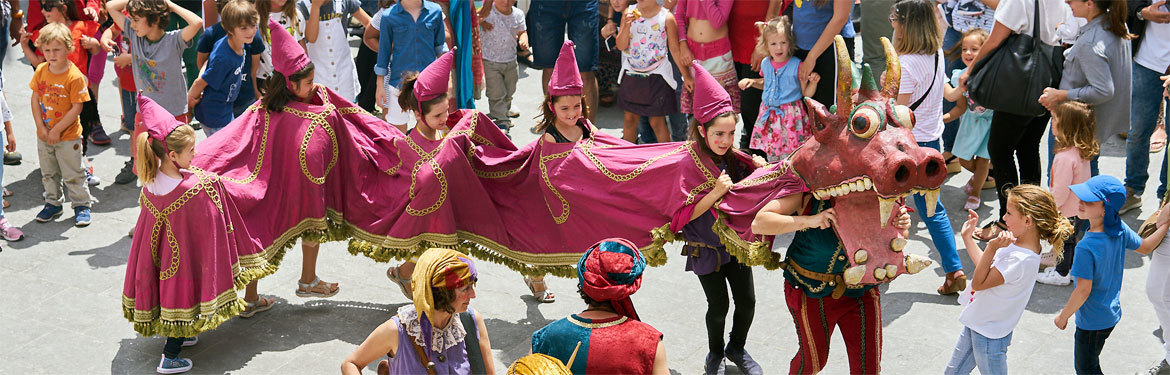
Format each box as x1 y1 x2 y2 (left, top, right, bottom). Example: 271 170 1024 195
1137 20 1170 73
899 52 946 143
370 8 382 30
957 244 1042 339
995 0 1074 46
258 11 306 79
145 171 183 195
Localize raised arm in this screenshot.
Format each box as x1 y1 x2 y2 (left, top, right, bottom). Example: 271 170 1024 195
171 0 204 43
106 0 129 33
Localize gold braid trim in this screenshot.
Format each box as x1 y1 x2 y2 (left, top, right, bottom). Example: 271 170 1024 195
403 135 450 216
538 141 574 224
685 144 718 205
121 289 246 338
140 169 233 281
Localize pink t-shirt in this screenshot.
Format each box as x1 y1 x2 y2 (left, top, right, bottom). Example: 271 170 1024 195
1050 148 1091 218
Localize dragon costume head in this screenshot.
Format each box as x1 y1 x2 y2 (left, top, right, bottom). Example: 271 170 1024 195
790 36 942 286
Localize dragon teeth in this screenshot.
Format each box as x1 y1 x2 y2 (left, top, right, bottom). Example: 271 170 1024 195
878 197 896 228
863 178 872 190
924 188 940 216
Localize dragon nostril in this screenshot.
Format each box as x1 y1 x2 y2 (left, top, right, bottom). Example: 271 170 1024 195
895 165 910 183
925 159 941 176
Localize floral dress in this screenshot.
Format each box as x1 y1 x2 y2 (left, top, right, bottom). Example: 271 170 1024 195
750 56 810 161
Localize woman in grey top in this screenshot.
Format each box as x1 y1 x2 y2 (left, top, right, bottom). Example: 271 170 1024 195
1039 0 1133 177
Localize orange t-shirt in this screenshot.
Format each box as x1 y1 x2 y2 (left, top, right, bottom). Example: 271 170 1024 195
31 20 100 74
30 62 90 141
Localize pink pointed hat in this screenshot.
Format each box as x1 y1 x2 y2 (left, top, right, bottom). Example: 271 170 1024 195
138 95 184 142
269 19 310 77
414 49 455 103
691 61 733 124
548 41 582 96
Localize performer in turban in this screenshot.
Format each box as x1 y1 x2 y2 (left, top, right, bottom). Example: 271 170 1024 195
531 239 668 375
341 248 495 375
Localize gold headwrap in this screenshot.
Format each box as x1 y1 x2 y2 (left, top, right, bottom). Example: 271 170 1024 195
506 354 572 375
412 248 477 320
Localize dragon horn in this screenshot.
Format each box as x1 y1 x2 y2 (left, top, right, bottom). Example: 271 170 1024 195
833 35 853 118
881 37 901 98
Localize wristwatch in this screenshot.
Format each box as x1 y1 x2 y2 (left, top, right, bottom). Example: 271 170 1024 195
1138 7 1147 21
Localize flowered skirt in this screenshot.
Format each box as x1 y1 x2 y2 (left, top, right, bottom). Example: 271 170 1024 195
749 101 810 162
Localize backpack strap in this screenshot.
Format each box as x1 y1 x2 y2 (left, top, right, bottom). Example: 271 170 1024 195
910 52 941 111
461 309 487 374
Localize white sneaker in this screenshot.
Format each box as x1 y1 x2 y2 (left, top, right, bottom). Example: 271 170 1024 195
86 170 101 186
1037 267 1072 286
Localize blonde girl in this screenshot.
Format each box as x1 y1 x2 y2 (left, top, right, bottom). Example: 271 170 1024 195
949 185 1074 374
737 16 818 162
941 28 993 211
1037 101 1098 286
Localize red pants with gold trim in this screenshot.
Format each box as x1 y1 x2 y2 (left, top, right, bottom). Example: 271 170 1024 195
784 281 882 375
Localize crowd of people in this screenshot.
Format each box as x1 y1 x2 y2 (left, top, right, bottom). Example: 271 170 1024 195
4 0 1170 373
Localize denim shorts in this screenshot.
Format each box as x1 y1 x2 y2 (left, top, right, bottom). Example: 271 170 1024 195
527 0 599 72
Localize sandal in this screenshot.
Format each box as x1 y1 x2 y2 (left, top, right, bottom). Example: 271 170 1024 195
524 276 556 303
973 220 1007 242
945 155 962 174
386 265 413 299
1153 125 1167 153
239 296 275 318
3 200 9 209
937 271 967 295
295 277 339 298
964 195 981 211
3 188 11 197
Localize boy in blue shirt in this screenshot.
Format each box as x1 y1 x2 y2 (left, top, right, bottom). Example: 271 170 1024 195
1055 175 1160 374
373 0 447 133
196 0 265 118
187 0 259 136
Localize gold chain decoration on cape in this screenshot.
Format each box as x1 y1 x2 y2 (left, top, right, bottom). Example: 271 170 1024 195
538 139 574 224
219 105 270 185
580 141 691 182
684 144 718 205
140 169 225 281
403 133 450 217
734 159 794 188
284 101 340 185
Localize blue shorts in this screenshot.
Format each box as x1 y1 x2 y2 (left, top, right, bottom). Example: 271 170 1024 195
528 0 599 72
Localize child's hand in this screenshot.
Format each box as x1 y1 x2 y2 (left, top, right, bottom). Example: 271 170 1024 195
751 155 768 168
101 37 117 52
81 36 100 51
35 124 47 143
46 129 60 145
712 172 733 196
518 33 529 50
805 207 837 230
683 75 695 93
893 206 912 230
1054 313 1069 330
737 78 753 91
19 29 30 46
960 209 979 239
187 90 202 111
5 130 15 153
942 113 952 122
83 6 99 21
806 72 821 86
114 53 132 68
621 8 638 27
988 230 1015 250
1157 202 1170 227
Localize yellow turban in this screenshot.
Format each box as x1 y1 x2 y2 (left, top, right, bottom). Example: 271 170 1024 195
411 248 478 320
507 354 572 375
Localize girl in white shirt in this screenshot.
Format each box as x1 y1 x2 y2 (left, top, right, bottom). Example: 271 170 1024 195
947 185 1074 374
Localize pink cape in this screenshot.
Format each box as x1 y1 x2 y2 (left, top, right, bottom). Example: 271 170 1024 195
122 168 270 337
192 86 804 277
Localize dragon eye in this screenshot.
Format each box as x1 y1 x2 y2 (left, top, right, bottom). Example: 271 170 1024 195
891 104 915 130
850 107 881 139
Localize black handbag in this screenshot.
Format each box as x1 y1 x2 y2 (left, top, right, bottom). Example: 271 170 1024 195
967 0 1065 116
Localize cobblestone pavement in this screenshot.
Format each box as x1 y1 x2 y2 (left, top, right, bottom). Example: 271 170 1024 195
0 36 1164 374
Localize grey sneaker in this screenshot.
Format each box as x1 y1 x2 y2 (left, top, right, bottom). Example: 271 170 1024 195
1120 187 1143 215
156 355 193 374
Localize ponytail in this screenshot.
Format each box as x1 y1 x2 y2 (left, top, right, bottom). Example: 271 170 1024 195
1095 0 1135 39
397 71 449 118
135 125 197 185
260 62 315 112
1006 185 1075 259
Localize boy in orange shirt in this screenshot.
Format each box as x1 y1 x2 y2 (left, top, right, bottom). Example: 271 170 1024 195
29 23 94 227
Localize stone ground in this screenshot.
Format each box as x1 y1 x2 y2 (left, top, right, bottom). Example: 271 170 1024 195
0 32 1166 375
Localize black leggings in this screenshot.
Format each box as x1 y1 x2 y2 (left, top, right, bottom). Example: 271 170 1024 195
163 337 184 359
988 111 1050 220
697 258 756 355
80 87 100 154
736 61 763 153
355 41 379 114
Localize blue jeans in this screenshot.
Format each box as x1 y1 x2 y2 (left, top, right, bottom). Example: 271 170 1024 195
120 89 137 131
527 0 599 71
944 327 1012 375
1074 326 1114 375
1125 63 1170 198
914 140 962 273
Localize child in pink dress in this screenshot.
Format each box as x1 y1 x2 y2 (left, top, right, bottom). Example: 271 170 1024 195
737 16 817 161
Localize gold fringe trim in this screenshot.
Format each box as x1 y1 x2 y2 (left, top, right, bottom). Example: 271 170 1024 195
121 291 246 338
712 212 782 270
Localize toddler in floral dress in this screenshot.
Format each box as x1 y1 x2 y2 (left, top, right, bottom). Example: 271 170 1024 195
738 16 817 161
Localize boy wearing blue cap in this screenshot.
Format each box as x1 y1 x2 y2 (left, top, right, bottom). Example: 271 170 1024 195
1054 175 1166 374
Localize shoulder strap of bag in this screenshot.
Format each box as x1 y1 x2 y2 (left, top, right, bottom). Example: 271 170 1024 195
909 52 941 111
461 310 487 375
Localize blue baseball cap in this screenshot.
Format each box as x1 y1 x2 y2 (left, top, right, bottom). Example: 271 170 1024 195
1069 175 1126 236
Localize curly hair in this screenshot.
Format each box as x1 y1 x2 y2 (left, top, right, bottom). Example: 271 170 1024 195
1007 185 1075 260
127 0 170 28
1051 101 1100 161
755 16 795 58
